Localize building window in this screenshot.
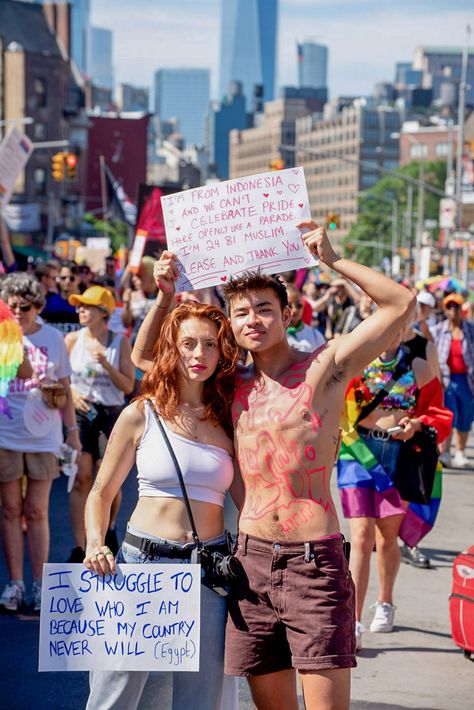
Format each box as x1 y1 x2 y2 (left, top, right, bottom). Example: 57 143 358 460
409 143 428 159
435 143 449 158
33 168 46 195
34 78 47 108
33 123 47 141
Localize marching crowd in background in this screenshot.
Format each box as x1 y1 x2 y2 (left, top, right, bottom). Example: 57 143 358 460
0 213 473 706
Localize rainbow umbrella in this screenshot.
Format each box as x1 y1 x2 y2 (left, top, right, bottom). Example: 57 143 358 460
0 299 24 418
416 276 468 294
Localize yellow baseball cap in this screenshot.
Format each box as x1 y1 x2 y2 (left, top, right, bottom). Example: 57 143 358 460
69 286 115 315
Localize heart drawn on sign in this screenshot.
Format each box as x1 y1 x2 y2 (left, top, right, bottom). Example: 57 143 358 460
277 190 283 195
292 169 299 175
176 226 181 231
263 193 269 198
298 203 303 208
220 275 227 282
288 184 300 194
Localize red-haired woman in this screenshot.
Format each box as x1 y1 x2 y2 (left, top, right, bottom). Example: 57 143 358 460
83 301 242 710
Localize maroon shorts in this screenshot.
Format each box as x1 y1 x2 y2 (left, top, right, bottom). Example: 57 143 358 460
225 533 356 676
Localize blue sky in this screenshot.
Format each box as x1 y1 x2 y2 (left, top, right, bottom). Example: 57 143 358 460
91 0 473 100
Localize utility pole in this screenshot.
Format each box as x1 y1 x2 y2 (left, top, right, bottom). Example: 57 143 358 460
414 159 425 281
404 184 413 279
455 25 471 230
455 25 472 285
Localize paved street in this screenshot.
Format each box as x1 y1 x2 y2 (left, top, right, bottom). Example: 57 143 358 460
1 442 473 710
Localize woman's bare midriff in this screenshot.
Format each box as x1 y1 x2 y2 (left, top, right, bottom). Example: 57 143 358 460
362 408 410 431
129 496 224 543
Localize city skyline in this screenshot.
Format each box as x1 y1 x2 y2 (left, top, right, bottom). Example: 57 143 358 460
91 0 471 101
219 0 278 107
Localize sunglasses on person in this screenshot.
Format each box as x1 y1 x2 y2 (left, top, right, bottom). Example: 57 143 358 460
79 267 91 275
58 275 77 282
10 303 34 313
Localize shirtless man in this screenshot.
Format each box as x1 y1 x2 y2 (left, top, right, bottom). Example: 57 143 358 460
132 223 415 710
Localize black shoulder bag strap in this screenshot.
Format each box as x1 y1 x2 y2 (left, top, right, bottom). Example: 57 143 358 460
355 346 416 426
146 399 203 552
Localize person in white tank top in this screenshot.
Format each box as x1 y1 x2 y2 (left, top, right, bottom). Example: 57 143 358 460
65 286 134 564
83 300 243 710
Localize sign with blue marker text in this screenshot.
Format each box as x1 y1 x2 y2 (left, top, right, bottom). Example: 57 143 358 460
39 563 201 671
161 167 315 291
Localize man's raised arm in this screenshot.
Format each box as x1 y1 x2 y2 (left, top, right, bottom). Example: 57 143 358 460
299 221 415 377
131 251 179 372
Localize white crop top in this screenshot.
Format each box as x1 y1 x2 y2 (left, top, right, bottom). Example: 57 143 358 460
136 402 234 506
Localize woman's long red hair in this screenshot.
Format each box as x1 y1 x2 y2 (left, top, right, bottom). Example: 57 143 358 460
139 302 238 435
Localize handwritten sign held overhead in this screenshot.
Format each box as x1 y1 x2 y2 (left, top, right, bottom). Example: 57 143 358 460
161 167 316 292
39 563 201 672
0 127 34 213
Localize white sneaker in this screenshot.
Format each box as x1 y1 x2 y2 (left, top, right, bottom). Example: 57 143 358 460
355 621 365 651
438 452 451 467
0 581 25 611
369 601 396 633
452 451 469 468
31 581 42 612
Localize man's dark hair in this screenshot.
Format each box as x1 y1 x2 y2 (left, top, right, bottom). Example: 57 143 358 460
60 260 79 275
221 271 289 312
35 263 53 280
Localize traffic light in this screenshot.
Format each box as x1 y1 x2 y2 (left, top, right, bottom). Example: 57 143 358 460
65 153 78 180
51 152 66 182
269 158 285 170
326 211 340 230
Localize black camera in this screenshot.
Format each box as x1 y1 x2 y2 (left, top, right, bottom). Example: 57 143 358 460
198 549 243 597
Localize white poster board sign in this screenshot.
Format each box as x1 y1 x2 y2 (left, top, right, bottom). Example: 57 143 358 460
161 167 315 291
0 127 34 213
128 228 148 273
39 563 201 672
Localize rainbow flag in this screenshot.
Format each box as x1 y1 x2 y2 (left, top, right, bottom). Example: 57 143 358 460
337 379 443 546
0 299 24 419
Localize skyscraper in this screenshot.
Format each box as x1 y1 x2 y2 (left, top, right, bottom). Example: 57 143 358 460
219 0 278 109
297 41 328 92
89 26 113 90
69 0 90 76
154 69 210 146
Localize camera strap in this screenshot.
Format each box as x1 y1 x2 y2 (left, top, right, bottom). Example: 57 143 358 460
146 399 203 552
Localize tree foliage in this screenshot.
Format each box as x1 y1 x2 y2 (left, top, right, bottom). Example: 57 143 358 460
343 160 447 268
82 213 129 254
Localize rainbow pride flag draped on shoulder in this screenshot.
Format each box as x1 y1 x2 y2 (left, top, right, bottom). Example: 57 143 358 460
0 299 24 419
337 377 448 547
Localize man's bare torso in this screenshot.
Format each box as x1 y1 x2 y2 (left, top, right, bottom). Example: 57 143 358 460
233 345 346 541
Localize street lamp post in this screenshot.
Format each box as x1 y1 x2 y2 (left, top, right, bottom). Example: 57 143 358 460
357 192 398 275
392 131 426 280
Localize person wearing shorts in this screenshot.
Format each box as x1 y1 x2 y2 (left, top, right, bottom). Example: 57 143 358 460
433 294 474 468
65 286 134 562
132 224 415 709
0 274 80 612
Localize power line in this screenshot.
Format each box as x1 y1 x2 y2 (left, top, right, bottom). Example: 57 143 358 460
280 143 448 198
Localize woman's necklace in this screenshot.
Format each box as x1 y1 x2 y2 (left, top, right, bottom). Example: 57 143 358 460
373 349 401 371
176 404 206 441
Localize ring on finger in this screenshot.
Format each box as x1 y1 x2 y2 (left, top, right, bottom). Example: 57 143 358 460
104 551 114 557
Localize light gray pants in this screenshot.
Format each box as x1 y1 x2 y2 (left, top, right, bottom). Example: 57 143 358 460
86 529 237 710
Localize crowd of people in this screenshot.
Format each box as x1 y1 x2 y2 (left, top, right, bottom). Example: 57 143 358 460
0 213 472 709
